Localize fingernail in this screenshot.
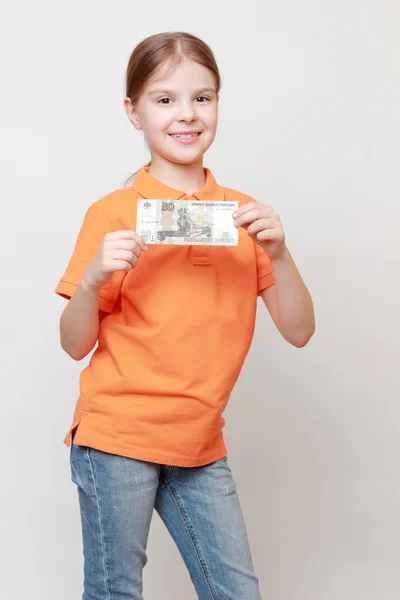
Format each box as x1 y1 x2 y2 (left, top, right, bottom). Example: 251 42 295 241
233 212 238 218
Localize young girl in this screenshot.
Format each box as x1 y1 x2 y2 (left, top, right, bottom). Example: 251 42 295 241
56 31 314 600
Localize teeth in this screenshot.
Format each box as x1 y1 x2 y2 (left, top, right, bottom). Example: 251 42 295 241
171 133 199 139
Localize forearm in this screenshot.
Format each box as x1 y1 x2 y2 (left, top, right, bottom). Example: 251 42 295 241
59 275 101 361
270 246 315 346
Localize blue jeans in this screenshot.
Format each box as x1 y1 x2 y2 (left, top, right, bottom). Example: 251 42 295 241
70 428 262 599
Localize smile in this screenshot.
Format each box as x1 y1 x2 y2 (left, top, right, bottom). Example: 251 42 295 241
169 133 201 139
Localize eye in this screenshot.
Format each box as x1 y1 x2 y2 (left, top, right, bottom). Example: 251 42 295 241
157 96 210 105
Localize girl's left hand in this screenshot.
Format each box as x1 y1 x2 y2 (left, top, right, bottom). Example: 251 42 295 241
233 201 286 259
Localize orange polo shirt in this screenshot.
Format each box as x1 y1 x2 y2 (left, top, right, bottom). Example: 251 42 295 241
55 166 275 466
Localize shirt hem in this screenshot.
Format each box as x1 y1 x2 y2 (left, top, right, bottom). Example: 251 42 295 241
66 417 228 467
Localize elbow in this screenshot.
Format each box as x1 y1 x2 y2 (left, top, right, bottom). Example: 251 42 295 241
59 318 93 361
61 341 85 361
289 324 315 348
60 335 90 361
69 350 86 362
279 319 315 348
291 336 311 348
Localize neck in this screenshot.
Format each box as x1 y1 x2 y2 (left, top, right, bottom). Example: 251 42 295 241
148 155 206 196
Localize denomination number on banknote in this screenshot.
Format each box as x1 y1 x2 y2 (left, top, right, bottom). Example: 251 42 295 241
162 202 175 212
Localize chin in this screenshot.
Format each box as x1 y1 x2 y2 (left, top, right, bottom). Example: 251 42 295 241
160 150 205 166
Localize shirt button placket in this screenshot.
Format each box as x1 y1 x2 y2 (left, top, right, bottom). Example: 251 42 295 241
183 195 212 265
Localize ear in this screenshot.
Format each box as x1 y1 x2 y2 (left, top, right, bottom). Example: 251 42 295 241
123 96 142 130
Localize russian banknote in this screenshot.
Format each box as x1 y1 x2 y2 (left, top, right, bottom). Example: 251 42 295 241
136 199 239 246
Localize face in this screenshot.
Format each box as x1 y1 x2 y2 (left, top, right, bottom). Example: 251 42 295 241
124 58 219 166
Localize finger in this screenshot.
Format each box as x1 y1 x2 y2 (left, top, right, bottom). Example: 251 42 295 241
233 203 273 220
255 228 283 242
247 218 276 236
109 259 137 272
115 239 143 258
130 232 148 252
108 259 132 272
106 230 148 251
111 250 139 268
232 202 258 219
234 208 268 228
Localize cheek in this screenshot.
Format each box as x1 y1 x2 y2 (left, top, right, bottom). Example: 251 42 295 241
143 111 171 137
203 107 218 131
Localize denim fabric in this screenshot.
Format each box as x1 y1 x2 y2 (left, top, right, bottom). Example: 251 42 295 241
70 428 262 599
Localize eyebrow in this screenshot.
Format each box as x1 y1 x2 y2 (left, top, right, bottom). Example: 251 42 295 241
148 87 217 97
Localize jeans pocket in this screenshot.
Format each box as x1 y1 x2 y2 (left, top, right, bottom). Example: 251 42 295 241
70 428 89 487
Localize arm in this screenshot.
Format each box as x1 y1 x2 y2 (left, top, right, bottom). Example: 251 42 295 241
57 228 147 361
260 246 315 347
233 200 315 348
59 275 103 361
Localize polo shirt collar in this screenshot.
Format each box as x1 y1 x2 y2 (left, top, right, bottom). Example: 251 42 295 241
132 166 225 200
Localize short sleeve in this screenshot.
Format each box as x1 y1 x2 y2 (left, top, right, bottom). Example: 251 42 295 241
54 201 125 313
255 243 275 294
245 195 275 295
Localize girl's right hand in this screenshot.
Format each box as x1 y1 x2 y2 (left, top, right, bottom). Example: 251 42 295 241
83 230 148 289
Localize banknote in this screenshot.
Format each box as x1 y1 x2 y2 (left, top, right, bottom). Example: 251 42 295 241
136 199 239 246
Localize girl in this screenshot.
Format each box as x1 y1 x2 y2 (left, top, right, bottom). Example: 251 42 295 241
56 31 314 600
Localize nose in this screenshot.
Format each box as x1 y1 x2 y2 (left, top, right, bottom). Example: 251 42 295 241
178 101 197 122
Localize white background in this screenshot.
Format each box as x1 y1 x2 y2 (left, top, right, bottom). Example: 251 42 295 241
1 0 399 598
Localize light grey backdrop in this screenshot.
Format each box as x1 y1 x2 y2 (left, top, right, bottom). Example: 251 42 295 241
1 0 399 598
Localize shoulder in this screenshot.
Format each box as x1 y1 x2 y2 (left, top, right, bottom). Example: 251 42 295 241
97 186 139 212
84 186 140 221
219 184 257 205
